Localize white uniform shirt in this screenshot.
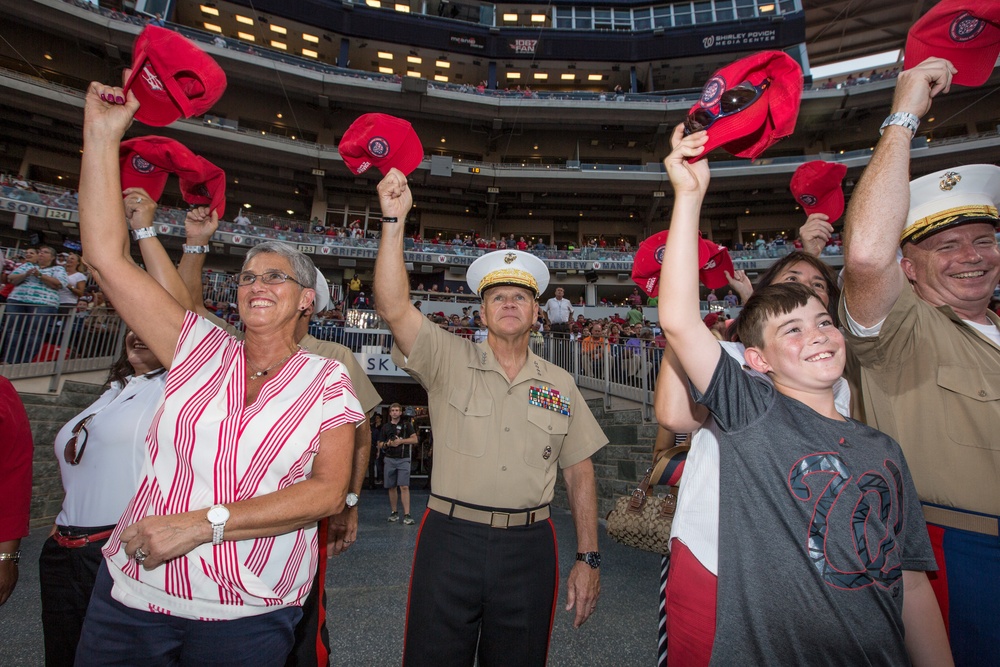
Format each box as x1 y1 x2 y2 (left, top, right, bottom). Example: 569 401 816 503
54 371 167 527
103 314 363 620
670 341 851 574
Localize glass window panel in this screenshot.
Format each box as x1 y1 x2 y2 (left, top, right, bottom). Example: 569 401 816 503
576 13 592 29
634 15 652 30
736 0 756 18
674 3 693 25
652 5 672 28
694 2 713 23
614 9 631 29
778 0 795 13
715 0 735 21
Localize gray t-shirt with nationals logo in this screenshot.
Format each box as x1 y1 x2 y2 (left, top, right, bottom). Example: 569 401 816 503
694 351 935 666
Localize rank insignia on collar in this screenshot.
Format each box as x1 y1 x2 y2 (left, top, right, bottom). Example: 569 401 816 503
528 385 571 416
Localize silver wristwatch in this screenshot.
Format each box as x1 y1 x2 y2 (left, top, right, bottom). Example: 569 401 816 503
207 504 230 545
345 492 359 508
879 112 920 137
130 226 157 241
182 244 210 254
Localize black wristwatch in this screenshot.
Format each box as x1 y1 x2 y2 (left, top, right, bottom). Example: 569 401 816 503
576 551 601 569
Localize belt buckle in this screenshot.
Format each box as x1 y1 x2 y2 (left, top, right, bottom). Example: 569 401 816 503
490 511 510 529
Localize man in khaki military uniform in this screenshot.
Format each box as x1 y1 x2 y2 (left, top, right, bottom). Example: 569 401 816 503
373 168 607 667
841 57 1000 665
128 203 380 667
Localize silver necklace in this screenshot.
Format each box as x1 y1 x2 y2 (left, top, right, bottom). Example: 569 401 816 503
247 348 298 381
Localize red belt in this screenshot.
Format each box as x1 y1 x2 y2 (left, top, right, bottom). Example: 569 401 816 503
54 528 114 548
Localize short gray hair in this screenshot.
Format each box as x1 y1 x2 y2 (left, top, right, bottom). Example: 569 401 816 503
244 241 316 291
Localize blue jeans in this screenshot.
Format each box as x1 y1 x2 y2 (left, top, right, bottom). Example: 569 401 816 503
2 301 57 363
76 563 303 667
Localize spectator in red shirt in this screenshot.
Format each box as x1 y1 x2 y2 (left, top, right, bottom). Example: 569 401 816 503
0 376 32 606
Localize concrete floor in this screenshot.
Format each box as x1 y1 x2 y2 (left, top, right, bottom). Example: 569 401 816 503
0 487 660 666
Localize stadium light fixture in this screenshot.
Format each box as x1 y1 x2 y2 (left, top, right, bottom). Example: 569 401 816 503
303 33 319 43
407 56 422 64
436 60 450 68
238 32 255 41
378 66 394 74
200 5 219 16
235 15 253 25
502 13 517 21
302 48 318 58
378 51 393 59
271 40 287 50
270 24 287 34
204 23 222 33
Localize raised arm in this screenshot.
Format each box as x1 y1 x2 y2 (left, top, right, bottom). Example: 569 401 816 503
842 58 955 326
654 341 709 432
657 125 721 394
373 168 423 356
122 188 197 313
176 206 218 319
79 78 185 369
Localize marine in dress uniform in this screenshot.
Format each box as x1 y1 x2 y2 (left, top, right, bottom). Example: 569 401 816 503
373 168 608 667
841 58 1000 667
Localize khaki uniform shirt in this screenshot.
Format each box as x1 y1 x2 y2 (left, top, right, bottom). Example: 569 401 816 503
840 287 1000 516
206 314 381 414
392 318 607 509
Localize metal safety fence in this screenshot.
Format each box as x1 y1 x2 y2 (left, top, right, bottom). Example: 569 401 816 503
0 307 126 390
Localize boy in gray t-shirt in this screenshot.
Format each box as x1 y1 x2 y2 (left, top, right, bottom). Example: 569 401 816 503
656 127 952 665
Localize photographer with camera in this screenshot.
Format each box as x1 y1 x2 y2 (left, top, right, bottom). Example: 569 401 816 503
379 403 418 525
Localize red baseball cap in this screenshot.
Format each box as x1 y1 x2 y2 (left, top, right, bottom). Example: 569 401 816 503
179 156 227 219
632 230 730 296
338 113 424 176
698 243 735 290
687 51 803 162
119 136 226 217
124 26 227 127
790 161 849 221
905 1 1000 87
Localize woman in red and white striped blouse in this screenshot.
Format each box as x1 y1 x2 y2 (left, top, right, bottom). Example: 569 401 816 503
73 80 363 665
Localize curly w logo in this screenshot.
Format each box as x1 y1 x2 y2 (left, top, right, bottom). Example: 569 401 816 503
787 450 904 591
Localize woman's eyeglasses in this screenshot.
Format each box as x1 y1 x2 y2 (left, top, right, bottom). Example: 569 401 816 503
684 78 770 135
234 271 305 288
64 414 95 465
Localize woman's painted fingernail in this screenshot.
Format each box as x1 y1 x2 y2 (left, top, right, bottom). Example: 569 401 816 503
115 95 125 104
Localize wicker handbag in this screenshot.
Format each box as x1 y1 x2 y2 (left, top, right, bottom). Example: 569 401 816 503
605 445 689 555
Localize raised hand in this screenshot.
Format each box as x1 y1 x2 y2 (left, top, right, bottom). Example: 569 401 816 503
891 57 956 120
184 206 220 245
664 124 711 198
377 168 413 222
122 187 158 230
83 72 140 145
798 213 833 258
725 269 753 303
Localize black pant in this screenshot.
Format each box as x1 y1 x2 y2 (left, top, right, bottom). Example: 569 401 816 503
403 509 558 667
39 528 115 667
285 518 330 667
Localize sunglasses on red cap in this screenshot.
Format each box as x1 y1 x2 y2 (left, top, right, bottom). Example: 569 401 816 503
684 78 771 136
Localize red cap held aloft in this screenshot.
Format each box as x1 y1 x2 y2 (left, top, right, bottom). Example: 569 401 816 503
632 230 734 297
905 1 1000 87
338 113 424 177
119 136 226 218
687 51 803 162
790 161 849 222
124 26 227 127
